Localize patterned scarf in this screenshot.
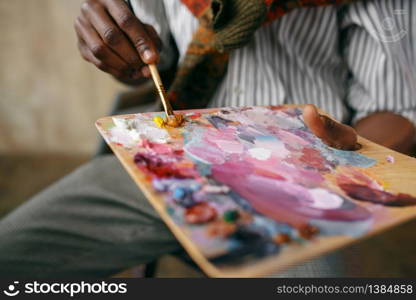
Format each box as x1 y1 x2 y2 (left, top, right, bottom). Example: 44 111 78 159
168 0 359 109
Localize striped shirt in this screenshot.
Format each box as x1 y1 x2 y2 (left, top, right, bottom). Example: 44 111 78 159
130 0 416 124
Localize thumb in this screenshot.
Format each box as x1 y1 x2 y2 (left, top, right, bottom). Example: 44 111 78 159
303 104 360 151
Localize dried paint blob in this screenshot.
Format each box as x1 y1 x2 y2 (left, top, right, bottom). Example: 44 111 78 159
340 183 416 207
273 233 291 244
336 167 416 207
248 147 272 161
166 114 185 127
298 224 319 240
111 117 170 145
185 202 217 224
153 116 165 128
308 188 344 210
153 114 185 128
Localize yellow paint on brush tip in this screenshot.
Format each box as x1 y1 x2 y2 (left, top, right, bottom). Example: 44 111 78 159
166 114 185 127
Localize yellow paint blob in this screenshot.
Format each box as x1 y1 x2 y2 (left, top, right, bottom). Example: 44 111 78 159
153 116 166 128
153 114 185 129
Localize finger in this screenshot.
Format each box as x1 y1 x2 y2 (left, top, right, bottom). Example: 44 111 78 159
76 32 92 63
303 104 359 150
75 15 133 76
81 1 142 67
144 24 163 51
303 105 327 138
77 37 123 78
104 0 159 64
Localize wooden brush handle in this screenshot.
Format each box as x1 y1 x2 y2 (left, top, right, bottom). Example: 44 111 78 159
149 64 174 116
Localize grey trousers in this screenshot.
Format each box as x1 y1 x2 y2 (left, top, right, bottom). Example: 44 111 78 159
0 155 180 278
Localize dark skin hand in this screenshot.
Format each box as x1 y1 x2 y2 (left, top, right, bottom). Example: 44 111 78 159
303 105 360 151
303 104 416 155
74 0 161 83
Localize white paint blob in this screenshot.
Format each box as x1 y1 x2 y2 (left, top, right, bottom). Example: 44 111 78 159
248 147 272 161
308 188 344 210
110 117 170 146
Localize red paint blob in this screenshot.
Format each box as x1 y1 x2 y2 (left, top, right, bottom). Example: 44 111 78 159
185 202 217 224
299 147 329 171
134 152 194 179
340 183 416 207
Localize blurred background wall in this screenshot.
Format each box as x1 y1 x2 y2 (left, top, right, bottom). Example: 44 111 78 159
0 0 125 155
0 0 126 214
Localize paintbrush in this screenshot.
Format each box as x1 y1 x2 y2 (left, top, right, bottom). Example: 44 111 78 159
148 64 174 118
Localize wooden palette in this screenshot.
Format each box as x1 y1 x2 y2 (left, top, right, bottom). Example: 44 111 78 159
96 105 416 277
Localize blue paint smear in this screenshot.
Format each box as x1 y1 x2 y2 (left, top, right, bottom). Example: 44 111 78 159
310 218 373 237
331 148 376 168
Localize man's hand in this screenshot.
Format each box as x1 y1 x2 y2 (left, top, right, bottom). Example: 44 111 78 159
75 0 161 81
303 105 360 151
303 105 416 155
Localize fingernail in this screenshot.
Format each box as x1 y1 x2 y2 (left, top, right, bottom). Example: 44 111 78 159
142 49 154 63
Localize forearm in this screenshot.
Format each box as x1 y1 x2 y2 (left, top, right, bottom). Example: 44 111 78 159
354 112 416 155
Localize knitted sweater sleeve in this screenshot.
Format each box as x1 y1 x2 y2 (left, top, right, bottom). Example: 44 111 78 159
209 0 361 51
